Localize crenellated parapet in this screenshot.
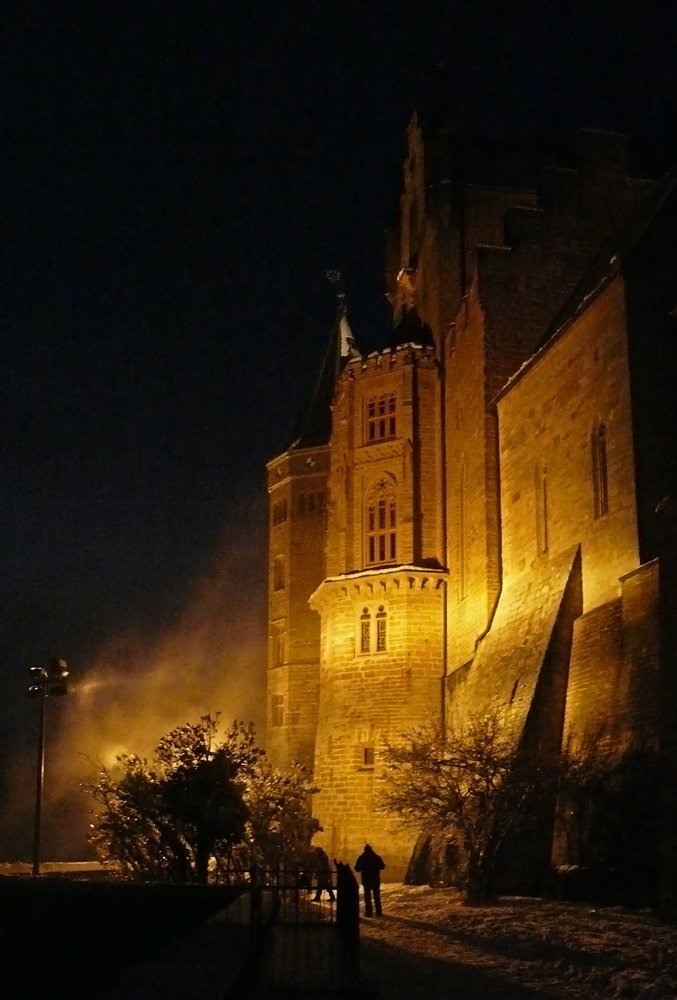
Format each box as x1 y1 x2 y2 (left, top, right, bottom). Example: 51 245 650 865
310 564 447 613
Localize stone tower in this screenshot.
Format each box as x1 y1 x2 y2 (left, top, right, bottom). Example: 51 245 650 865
266 442 329 770
265 320 339 770
310 340 447 877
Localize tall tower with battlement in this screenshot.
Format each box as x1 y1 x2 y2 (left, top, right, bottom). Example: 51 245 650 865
310 341 447 876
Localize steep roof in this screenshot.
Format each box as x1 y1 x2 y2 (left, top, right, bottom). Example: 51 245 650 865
494 168 676 403
540 169 677 349
285 322 338 451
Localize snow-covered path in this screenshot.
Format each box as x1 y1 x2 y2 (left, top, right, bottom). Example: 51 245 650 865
358 885 677 999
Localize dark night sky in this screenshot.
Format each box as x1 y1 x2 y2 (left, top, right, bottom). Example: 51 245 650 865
0 1 675 857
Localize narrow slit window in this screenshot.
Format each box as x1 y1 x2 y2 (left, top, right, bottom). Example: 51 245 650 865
273 556 285 591
459 459 467 599
273 630 285 668
362 746 375 768
592 422 609 518
298 494 305 516
272 694 284 727
536 461 548 554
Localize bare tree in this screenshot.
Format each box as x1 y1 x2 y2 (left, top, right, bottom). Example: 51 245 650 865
381 710 554 904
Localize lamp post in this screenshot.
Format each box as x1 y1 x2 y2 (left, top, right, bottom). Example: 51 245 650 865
27 658 69 877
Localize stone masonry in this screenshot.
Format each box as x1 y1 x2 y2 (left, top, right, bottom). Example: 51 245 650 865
265 116 670 884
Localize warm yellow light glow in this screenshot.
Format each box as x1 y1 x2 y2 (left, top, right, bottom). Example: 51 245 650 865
4 522 267 857
101 745 130 767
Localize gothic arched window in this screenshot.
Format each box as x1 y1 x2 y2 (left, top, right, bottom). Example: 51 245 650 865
360 607 371 654
366 478 397 566
358 605 388 655
592 421 609 518
376 606 387 652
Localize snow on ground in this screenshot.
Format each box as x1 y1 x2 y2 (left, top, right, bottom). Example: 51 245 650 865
359 884 677 999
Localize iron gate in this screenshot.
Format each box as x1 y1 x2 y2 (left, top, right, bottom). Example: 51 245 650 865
226 862 360 996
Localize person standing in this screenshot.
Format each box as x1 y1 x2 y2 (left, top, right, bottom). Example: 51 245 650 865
312 845 335 902
355 843 385 917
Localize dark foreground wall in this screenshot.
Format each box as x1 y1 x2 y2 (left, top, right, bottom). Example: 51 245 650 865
0 877 242 1000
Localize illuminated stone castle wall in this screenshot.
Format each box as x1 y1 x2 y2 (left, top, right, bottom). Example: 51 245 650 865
266 445 329 771
266 116 669 880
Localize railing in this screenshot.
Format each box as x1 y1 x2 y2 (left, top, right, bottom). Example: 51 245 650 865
224 862 360 995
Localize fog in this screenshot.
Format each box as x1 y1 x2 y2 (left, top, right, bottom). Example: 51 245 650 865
2 505 267 860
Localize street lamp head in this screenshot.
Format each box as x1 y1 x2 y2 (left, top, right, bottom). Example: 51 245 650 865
49 658 68 681
27 661 69 697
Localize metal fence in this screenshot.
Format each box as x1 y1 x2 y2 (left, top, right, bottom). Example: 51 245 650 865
225 862 360 996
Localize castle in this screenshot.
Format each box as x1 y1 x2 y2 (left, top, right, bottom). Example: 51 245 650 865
266 115 677 884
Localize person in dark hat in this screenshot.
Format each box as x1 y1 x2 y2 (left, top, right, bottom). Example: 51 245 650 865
354 843 385 917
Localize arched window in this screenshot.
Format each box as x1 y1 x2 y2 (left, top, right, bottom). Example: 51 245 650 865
376 606 387 652
360 607 371 654
366 394 396 442
359 605 388 655
273 556 285 591
366 479 397 566
592 421 609 518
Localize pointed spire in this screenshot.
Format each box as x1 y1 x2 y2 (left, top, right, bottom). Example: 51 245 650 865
339 312 357 358
283 273 361 452
327 270 360 377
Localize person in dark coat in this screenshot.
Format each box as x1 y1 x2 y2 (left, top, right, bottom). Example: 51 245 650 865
354 843 385 917
312 846 335 902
